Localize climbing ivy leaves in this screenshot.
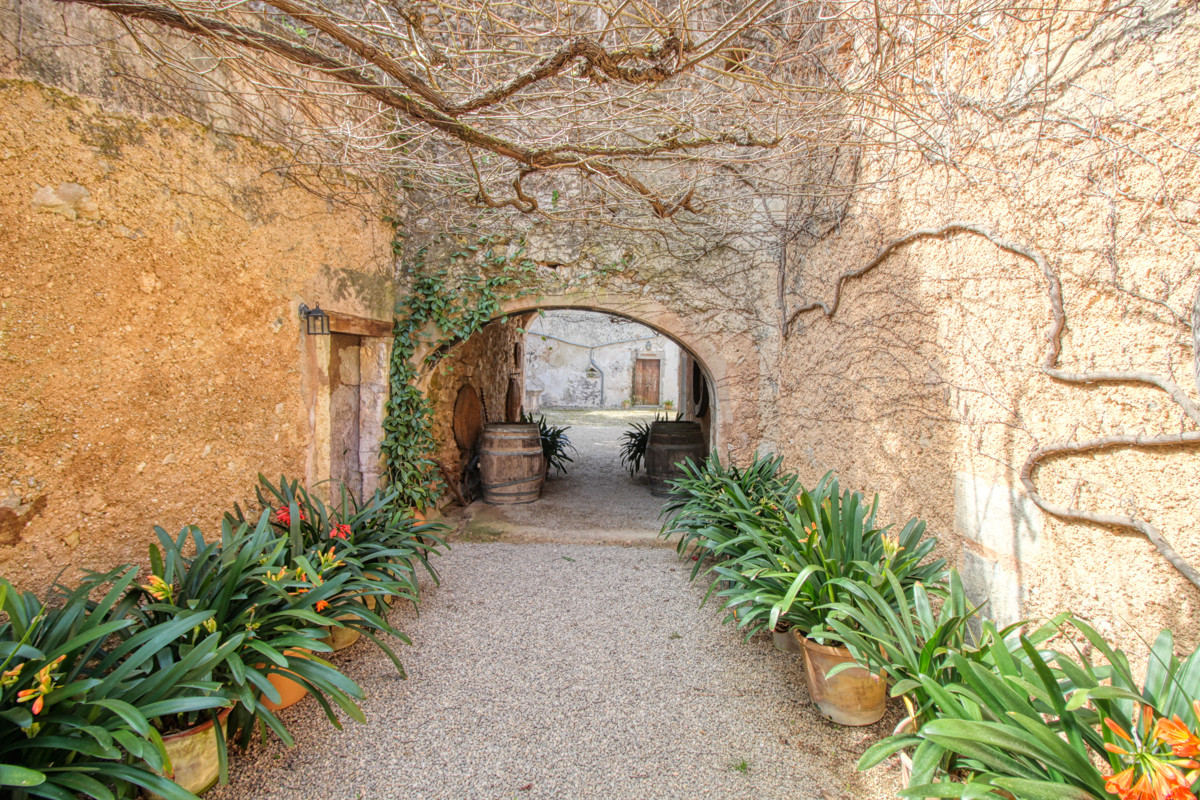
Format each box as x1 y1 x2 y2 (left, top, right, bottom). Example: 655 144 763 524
381 237 537 510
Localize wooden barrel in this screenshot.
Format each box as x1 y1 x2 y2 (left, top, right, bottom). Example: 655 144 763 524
645 421 705 497
479 423 544 504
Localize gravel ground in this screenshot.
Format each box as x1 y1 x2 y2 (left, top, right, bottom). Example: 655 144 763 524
209 544 901 800
208 421 902 800
446 421 669 546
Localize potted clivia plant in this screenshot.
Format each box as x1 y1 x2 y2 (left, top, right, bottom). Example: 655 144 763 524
858 615 1200 800
83 513 394 788
241 474 447 617
2 571 231 800
715 473 945 727
816 567 996 782
657 451 799 633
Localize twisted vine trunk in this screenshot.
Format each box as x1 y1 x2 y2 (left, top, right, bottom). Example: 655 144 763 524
789 221 1200 591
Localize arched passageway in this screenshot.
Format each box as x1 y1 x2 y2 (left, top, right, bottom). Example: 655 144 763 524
209 291 891 800
414 290 734 534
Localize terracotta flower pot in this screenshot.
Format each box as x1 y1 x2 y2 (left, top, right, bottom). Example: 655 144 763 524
259 648 311 712
318 594 372 652
146 707 232 800
318 617 362 652
365 569 397 609
797 633 887 726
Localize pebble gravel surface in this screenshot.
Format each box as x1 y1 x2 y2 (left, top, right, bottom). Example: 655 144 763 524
208 543 901 800
209 420 901 799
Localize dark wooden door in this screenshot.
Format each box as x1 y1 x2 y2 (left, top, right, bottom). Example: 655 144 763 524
632 358 660 406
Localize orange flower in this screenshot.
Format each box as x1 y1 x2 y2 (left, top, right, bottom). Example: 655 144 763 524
315 599 330 612
0 663 24 688
1104 760 1195 800
329 523 351 540
1156 715 1200 759
15 655 66 716
1101 704 1200 800
140 574 174 603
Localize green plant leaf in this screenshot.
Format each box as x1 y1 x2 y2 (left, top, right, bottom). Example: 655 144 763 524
0 764 46 787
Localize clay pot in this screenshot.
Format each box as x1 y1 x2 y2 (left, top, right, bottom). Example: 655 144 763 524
146 707 232 799
318 617 362 651
259 649 311 712
318 595 373 652
773 625 803 653
798 633 887 726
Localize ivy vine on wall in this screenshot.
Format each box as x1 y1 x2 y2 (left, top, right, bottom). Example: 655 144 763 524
381 235 537 510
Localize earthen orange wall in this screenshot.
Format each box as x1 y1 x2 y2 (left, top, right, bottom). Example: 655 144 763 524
0 81 392 590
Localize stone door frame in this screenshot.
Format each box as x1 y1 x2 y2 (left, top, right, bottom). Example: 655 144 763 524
302 310 392 500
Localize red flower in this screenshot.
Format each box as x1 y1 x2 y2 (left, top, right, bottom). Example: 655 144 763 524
329 523 351 540
273 506 307 526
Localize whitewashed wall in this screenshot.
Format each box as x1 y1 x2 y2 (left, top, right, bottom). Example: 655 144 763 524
524 311 681 409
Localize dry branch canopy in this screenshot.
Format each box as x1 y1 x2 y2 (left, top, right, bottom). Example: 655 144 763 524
40 0 1001 230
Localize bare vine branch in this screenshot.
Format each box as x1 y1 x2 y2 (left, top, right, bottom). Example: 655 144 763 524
789 221 1200 590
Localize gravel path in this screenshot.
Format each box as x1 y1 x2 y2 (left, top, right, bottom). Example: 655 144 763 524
209 421 902 800
209 544 901 800
448 422 668 546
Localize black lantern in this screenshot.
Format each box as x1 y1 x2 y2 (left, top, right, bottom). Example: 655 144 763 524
299 303 331 336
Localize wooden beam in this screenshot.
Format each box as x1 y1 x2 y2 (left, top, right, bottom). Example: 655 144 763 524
327 310 393 338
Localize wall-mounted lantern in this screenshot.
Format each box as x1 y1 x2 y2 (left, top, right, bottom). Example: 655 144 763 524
299 303 331 336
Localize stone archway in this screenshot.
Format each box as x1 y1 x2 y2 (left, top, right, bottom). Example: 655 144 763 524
414 287 750 458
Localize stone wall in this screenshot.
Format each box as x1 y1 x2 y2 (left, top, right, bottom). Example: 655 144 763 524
524 310 682 410
772 3 1200 653
424 317 530 501
0 80 392 590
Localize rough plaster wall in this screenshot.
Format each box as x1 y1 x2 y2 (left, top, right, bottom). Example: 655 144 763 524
778 7 1200 655
0 81 391 591
426 318 528 485
524 310 681 408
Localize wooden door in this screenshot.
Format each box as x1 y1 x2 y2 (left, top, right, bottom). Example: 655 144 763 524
632 358 660 406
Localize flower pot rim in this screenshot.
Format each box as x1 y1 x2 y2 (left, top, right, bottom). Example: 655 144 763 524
252 646 314 669
159 705 233 742
797 634 854 658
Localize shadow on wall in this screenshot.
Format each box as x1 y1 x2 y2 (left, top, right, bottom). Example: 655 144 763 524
783 231 1050 629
